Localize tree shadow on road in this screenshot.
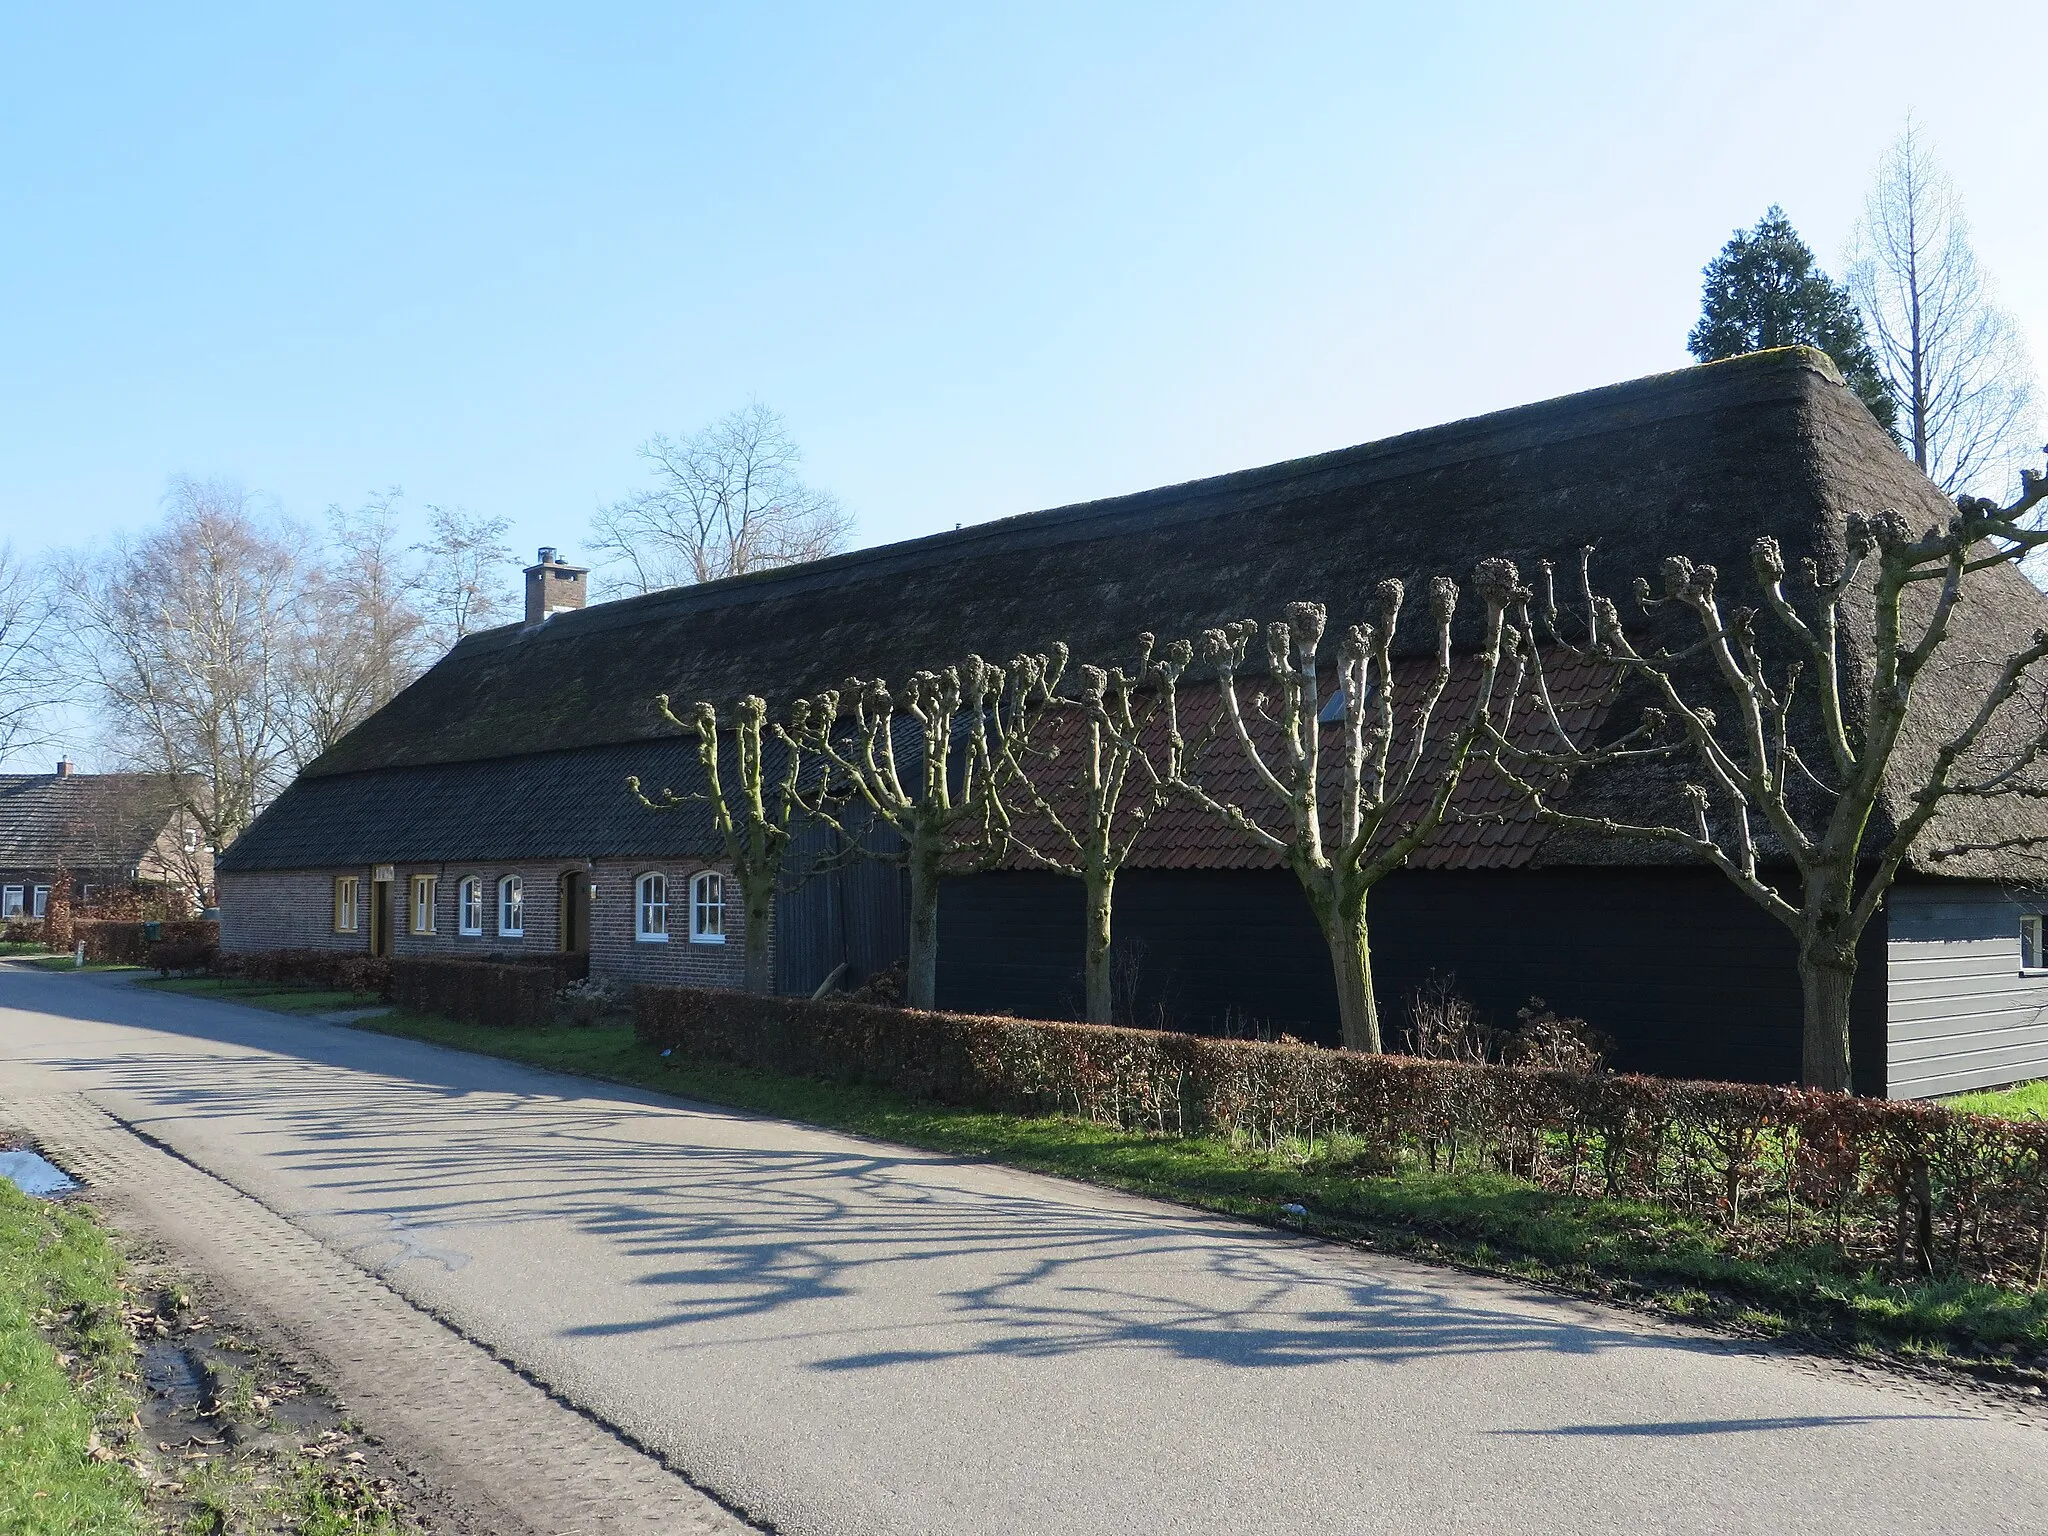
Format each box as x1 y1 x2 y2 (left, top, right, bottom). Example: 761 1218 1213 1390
0 971 1912 1384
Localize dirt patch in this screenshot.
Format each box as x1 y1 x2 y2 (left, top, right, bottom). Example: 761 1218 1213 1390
113 1244 434 1533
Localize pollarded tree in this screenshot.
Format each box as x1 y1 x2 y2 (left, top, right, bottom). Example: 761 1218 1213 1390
1164 563 1527 1053
1491 461 2048 1091
629 692 833 994
790 650 1063 1010
998 635 1195 1024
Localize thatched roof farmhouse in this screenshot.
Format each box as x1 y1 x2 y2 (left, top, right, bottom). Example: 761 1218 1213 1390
221 348 2048 1097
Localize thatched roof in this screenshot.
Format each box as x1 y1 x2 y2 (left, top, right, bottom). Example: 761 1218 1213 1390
224 347 2048 878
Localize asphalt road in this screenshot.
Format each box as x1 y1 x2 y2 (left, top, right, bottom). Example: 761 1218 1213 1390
2 965 2042 1535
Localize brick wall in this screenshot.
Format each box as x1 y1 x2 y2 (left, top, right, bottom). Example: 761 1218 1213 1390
218 870 360 952
589 858 754 988
220 859 752 992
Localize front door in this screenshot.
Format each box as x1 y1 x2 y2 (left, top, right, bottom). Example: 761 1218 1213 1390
369 877 392 957
560 871 590 954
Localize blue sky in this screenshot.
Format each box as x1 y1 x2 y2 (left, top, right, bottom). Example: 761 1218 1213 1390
3 1 2044 586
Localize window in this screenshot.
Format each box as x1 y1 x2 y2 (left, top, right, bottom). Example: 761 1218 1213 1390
334 877 359 933
31 887 48 919
498 875 524 937
458 877 483 936
410 875 437 935
1 886 21 919
690 871 725 944
183 827 200 854
2024 915 2045 972
636 873 668 942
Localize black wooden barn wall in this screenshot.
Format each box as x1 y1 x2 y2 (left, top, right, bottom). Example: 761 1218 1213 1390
774 823 910 996
930 867 1888 1094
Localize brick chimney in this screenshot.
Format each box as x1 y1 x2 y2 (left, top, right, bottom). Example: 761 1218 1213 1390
55 758 73 778
523 547 589 627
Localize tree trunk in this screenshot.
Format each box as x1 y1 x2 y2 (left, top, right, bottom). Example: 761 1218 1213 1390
740 871 775 995
1798 947 1856 1092
1083 868 1114 1025
906 849 942 1010
1326 892 1381 1053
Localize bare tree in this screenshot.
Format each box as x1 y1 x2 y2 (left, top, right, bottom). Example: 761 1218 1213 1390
1492 463 2048 1091
285 493 430 767
999 635 1188 1023
790 652 1057 1010
0 542 69 767
630 693 833 995
592 402 853 594
413 504 514 652
1848 121 2039 496
1164 565 1526 1053
61 477 304 851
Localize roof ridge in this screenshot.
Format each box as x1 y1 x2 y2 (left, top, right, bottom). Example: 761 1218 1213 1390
446 347 1842 659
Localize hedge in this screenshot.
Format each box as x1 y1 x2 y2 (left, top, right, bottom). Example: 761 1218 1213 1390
69 918 219 966
217 948 393 998
633 985 2048 1288
389 956 561 1029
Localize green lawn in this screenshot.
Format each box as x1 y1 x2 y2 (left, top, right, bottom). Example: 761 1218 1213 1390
342 1011 2048 1365
146 976 378 1016
1950 1079 2048 1119
0 1180 144 1534
0 941 50 957
11 955 143 974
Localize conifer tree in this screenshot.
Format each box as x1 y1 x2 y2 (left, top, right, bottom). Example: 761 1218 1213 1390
1689 207 1897 433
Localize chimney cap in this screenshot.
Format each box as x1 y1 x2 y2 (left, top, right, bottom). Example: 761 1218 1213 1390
537 546 557 565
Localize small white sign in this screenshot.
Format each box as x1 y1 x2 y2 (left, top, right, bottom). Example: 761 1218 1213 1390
372 865 395 883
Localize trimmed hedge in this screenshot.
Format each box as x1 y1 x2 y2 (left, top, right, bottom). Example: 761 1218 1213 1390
390 956 560 1029
633 985 2048 1288
71 918 218 966
218 948 392 998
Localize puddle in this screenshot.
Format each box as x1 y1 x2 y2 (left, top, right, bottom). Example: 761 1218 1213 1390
0 1148 79 1197
142 1338 208 1411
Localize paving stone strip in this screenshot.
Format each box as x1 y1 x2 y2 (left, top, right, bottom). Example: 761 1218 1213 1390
1 1089 760 1536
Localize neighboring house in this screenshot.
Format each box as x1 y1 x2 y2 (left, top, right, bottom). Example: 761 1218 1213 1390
0 763 214 918
219 349 2048 1098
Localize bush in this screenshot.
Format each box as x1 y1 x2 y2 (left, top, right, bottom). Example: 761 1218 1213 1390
69 919 219 966
634 985 2048 1288
2 918 44 945
150 938 218 977
217 948 392 999
552 976 625 1028
390 957 559 1029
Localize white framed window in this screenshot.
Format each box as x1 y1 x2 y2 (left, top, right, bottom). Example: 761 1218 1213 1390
31 886 49 918
636 872 668 942
458 877 483 936
1 886 21 919
690 870 725 944
334 877 359 933
183 827 200 854
2023 914 2045 972
410 874 437 935
498 875 524 937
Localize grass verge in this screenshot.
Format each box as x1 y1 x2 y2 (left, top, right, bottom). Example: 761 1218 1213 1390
147 977 378 1016
0 1178 145 1534
340 1010 2048 1375
1952 1079 2048 1120
11 956 143 973
0 1153 420 1534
